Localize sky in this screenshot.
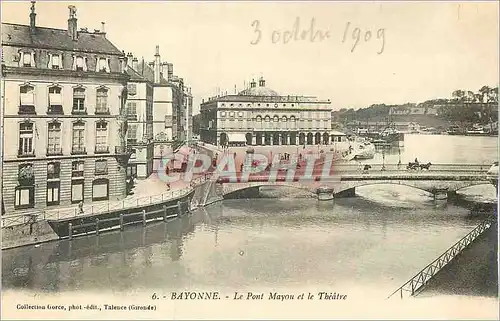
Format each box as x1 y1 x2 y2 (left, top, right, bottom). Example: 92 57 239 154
2 1 499 114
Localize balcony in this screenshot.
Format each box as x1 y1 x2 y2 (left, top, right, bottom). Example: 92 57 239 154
18 105 36 115
72 170 84 178
18 149 35 158
46 147 63 156
127 114 137 121
47 105 64 115
95 107 110 115
115 146 133 154
71 146 86 155
71 109 87 115
95 145 110 154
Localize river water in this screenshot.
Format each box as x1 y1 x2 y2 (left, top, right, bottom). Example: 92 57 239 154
1 134 498 319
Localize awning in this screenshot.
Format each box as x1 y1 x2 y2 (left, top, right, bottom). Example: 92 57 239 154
228 133 247 142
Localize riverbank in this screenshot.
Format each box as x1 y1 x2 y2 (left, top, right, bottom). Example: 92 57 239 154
416 221 498 298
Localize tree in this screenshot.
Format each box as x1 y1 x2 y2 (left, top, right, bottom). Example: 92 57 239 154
452 90 465 102
479 86 491 103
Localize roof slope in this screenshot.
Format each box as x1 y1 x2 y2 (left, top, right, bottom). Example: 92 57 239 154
2 23 123 55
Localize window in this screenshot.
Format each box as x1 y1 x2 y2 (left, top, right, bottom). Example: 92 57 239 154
16 164 35 209
127 124 137 144
95 122 108 153
18 164 35 185
238 111 244 117
256 116 262 122
47 122 62 155
98 58 108 72
20 85 35 106
229 111 234 117
265 116 270 122
127 102 137 120
72 88 86 113
72 160 84 177
47 181 60 206
22 52 32 67
75 56 84 71
47 162 60 179
164 115 172 128
15 186 35 209
96 88 108 114
273 115 279 122
282 116 287 122
127 83 137 96
72 122 86 154
48 54 62 69
19 123 34 156
92 178 109 201
95 160 108 175
19 85 35 114
220 111 226 117
71 180 84 203
290 116 296 122
48 86 63 114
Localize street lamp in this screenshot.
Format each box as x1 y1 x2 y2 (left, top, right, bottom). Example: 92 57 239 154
381 148 386 171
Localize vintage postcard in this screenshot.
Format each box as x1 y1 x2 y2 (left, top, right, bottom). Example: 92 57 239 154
1 0 498 319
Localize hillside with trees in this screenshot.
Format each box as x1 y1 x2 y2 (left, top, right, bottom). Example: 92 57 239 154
333 86 498 127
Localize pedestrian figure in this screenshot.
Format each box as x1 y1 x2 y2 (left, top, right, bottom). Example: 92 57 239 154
78 201 84 215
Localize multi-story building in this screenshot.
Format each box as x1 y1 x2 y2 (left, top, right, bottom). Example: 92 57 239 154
183 86 193 144
1 3 130 216
139 46 192 171
124 53 154 179
199 77 338 147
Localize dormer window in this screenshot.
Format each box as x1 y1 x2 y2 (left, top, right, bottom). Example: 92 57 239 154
73 55 87 72
76 57 84 71
98 57 110 73
21 52 34 67
48 54 63 70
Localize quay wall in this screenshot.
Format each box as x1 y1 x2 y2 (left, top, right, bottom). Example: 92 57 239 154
2 220 59 250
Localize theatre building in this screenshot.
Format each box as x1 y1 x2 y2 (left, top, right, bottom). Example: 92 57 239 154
1 4 130 216
199 78 342 147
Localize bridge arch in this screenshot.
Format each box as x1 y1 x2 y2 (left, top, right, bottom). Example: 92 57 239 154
222 182 316 197
455 182 496 193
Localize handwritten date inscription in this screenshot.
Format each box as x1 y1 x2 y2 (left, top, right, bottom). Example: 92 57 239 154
251 18 385 55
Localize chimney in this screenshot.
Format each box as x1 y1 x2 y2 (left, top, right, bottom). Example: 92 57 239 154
132 57 138 71
259 77 265 87
250 79 256 88
154 45 161 84
101 22 105 33
167 63 173 81
126 52 133 66
161 62 168 79
67 5 78 41
29 1 36 34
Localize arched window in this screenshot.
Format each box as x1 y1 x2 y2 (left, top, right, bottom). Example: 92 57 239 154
256 116 262 122
282 116 288 122
264 115 270 122
290 116 296 122
273 115 279 122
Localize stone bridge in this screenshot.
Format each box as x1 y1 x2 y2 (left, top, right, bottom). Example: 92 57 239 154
190 163 496 205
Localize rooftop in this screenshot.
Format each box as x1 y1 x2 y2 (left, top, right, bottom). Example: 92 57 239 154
2 23 123 55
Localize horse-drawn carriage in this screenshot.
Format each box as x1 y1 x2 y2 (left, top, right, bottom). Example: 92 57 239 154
407 161 432 170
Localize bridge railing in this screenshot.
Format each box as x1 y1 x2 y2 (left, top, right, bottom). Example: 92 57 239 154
387 216 495 300
332 163 490 173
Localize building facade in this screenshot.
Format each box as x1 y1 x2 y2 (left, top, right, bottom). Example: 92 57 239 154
1 4 130 216
124 53 154 179
199 78 340 147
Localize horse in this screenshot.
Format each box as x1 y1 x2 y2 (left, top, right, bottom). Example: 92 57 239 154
419 162 432 170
